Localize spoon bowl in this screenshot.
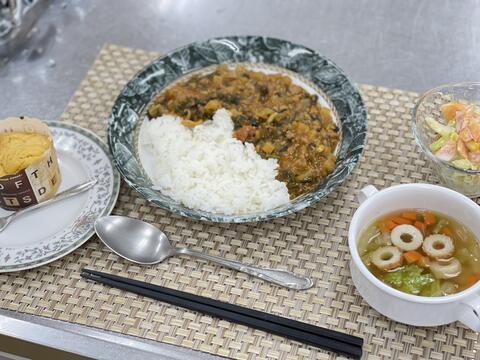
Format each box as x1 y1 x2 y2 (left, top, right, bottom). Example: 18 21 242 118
95 216 175 264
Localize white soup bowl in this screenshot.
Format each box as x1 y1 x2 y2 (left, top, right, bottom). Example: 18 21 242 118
349 183 480 330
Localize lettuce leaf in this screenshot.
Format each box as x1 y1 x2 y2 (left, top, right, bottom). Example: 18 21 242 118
382 264 435 295
426 116 455 138
430 137 449 152
451 159 474 170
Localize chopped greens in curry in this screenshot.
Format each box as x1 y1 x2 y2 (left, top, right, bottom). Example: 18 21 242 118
147 65 339 198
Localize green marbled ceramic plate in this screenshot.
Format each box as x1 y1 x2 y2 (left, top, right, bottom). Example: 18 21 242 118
107 36 367 223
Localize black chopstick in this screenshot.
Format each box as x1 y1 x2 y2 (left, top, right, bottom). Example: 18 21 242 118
83 268 361 347
81 269 363 358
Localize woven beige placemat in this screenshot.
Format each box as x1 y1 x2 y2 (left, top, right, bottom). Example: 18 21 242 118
1 44 479 360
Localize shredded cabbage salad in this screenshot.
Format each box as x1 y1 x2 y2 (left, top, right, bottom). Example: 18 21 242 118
427 102 480 170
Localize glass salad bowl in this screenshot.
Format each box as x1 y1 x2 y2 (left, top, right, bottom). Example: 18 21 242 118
412 82 480 197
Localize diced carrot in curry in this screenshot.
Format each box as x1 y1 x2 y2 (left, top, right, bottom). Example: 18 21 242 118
234 125 255 142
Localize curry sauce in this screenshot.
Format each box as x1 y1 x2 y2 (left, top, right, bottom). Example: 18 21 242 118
147 65 339 198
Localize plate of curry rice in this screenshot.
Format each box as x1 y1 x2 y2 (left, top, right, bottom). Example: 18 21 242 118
107 36 367 222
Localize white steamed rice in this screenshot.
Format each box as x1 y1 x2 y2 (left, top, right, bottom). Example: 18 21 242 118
139 108 290 215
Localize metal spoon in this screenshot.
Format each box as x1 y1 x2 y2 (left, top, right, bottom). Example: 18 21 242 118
0 179 97 232
94 216 314 290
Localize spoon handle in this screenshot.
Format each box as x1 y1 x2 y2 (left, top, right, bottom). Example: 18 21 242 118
178 248 313 290
0 179 97 232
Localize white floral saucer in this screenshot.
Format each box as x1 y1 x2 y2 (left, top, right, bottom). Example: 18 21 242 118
0 122 120 272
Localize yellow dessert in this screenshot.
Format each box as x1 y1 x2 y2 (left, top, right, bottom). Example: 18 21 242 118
0 132 51 177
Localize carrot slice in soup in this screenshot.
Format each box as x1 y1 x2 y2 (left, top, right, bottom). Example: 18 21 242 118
386 220 397 231
403 251 423 264
390 216 413 225
414 221 426 234
440 227 453 237
424 212 436 226
464 274 480 287
401 211 417 221
377 221 389 233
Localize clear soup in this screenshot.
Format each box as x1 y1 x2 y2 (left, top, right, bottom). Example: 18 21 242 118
358 209 480 296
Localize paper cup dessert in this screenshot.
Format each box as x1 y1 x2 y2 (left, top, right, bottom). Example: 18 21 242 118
0 117 61 210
